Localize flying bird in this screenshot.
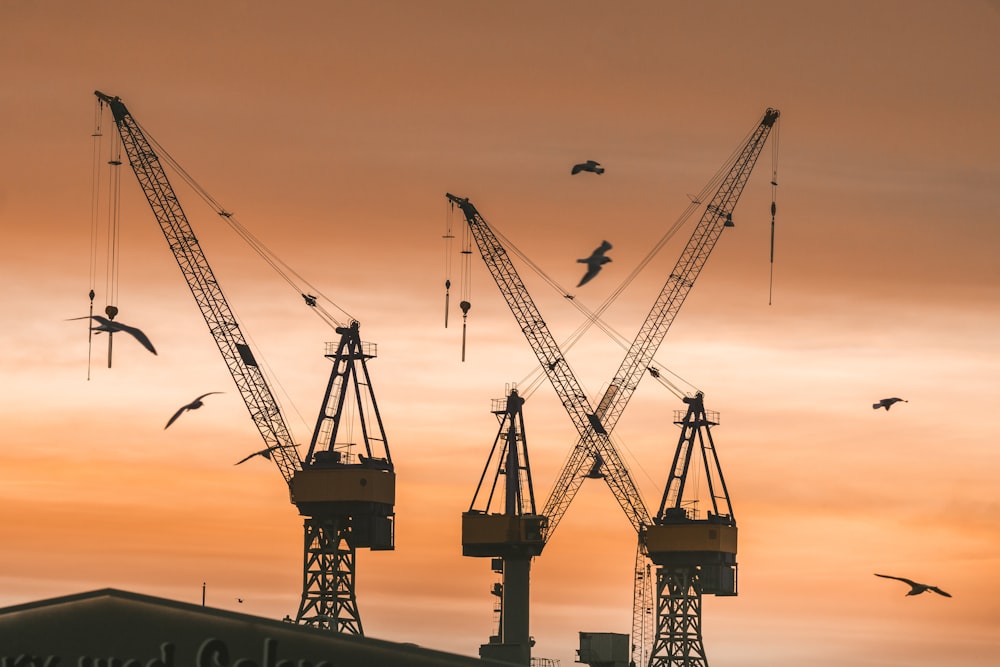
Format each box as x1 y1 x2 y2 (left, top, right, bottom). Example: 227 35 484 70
69 315 157 355
235 444 297 466
571 160 604 175
873 397 908 411
874 573 951 597
164 392 223 429
577 240 613 287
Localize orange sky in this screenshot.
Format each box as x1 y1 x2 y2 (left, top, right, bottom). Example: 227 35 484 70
2 1 999 665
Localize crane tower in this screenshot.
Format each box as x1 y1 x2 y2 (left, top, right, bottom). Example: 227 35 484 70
643 392 734 667
94 92 394 635
463 388 545 665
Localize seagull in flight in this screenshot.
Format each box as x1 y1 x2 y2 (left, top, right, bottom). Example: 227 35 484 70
873 397 908 411
69 315 157 354
571 160 604 175
165 392 223 429
577 240 613 287
874 573 951 597
235 444 297 466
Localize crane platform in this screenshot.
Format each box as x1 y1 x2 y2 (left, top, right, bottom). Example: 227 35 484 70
461 512 546 557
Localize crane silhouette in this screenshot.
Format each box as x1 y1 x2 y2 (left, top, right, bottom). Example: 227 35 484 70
96 90 394 637
448 107 781 666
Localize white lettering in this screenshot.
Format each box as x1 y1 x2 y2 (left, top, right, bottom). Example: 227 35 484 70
145 644 174 667
1 657 60 667
5 637 331 667
196 639 228 667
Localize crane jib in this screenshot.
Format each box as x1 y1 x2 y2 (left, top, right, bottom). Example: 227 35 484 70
446 107 780 544
95 90 303 485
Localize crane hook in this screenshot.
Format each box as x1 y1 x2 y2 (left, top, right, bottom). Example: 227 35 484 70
86 290 96 380
103 304 118 369
460 300 471 362
444 279 451 328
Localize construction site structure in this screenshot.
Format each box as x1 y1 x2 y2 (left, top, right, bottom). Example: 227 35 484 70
643 393 734 667
95 91 394 636
463 388 545 666
447 106 779 667
638 108 778 667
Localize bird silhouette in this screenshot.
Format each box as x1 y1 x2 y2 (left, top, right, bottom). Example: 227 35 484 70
873 397 908 411
164 392 223 429
571 160 604 175
235 444 297 466
577 240 613 287
69 315 157 354
874 573 951 597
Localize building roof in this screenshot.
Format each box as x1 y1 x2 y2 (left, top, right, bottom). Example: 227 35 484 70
0 588 515 666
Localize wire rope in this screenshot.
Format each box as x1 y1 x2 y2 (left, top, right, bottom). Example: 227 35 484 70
484 203 706 403
443 199 455 328
459 206 473 361
104 130 123 312
486 124 761 403
86 99 104 379
88 100 103 296
101 110 347 437
769 117 781 305
136 121 355 328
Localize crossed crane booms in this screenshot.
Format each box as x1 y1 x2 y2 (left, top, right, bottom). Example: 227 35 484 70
449 111 779 543
454 200 748 550
463 208 657 541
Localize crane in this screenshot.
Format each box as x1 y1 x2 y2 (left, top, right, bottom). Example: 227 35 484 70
448 106 780 667
463 387 545 666
448 191 647 665
94 91 394 636
637 109 779 667
544 108 780 542
644 392 733 667
446 193 652 536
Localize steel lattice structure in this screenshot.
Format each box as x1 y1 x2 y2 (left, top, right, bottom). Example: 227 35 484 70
96 92 394 637
449 107 779 667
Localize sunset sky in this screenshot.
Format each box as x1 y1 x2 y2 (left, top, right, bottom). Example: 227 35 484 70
1 1 998 665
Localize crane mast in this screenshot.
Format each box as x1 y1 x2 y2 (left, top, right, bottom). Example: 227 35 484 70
95 91 394 636
463 388 545 665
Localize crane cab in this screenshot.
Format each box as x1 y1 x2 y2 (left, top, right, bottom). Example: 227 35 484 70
461 511 547 558
290 462 395 550
643 513 737 596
